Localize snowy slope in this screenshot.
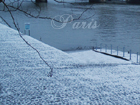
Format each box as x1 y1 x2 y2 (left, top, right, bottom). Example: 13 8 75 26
1 23 140 104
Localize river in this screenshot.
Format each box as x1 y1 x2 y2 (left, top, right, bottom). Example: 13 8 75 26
0 0 140 54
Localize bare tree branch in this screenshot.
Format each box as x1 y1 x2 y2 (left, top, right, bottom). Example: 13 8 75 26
0 0 95 77
0 16 12 27
2 0 53 77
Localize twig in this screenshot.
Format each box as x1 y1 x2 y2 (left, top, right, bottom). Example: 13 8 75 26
0 16 12 27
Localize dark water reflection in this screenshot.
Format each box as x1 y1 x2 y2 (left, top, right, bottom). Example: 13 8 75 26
0 1 140 53
94 4 140 53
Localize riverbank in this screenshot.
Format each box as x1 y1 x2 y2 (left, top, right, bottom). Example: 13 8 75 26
1 1 140 53
1 23 140 104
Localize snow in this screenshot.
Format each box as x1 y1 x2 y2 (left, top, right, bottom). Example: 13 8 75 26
66 50 131 64
1 23 140 104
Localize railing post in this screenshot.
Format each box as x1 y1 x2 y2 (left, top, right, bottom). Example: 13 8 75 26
117 46 118 56
139 52 140 64
123 47 125 57
29 30 30 36
100 44 102 52
130 50 131 60
137 52 139 63
111 45 112 54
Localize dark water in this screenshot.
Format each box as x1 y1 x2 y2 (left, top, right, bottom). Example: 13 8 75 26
1 1 140 53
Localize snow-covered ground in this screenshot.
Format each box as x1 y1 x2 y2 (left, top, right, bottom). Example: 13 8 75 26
67 49 140 64
1 23 140 104
67 50 131 64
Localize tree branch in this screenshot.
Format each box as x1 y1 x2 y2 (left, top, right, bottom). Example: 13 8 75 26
1 0 95 77
2 1 53 77
0 16 12 27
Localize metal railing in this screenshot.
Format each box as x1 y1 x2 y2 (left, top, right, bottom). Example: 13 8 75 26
94 43 140 64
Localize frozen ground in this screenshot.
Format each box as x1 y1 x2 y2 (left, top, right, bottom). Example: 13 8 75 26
1 23 140 104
